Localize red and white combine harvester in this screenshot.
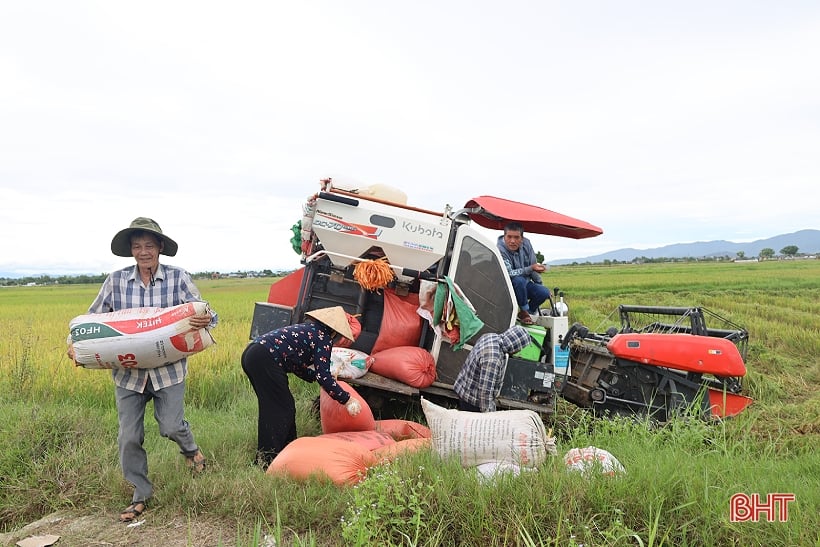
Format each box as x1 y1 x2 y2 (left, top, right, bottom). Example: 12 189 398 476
251 179 752 421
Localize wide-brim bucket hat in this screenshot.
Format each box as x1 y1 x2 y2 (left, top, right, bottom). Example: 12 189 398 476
111 217 179 257
304 306 357 342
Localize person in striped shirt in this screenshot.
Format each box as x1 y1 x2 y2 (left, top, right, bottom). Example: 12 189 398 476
69 217 217 523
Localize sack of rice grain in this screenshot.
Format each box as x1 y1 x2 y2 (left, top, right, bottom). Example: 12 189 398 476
563 446 625 476
69 302 214 369
330 347 373 379
421 397 556 468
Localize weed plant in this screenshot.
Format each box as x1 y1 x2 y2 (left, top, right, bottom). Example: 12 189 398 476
1 262 818 545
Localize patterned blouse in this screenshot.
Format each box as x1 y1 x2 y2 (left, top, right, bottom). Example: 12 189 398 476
254 322 350 403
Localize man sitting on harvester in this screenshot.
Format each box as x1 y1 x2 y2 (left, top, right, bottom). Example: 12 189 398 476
497 221 550 325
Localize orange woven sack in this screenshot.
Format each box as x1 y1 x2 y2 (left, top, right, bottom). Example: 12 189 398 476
266 436 375 486
333 313 362 349
370 289 423 354
320 380 376 434
320 430 396 451
373 438 432 463
370 346 436 388
375 419 432 440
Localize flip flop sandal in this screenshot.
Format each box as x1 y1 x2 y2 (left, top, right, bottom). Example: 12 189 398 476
517 311 535 325
186 449 207 475
119 501 146 523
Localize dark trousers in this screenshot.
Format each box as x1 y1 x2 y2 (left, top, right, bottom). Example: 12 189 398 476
511 276 550 313
458 399 482 412
241 342 297 466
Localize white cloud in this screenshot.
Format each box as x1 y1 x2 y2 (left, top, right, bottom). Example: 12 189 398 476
1 1 818 276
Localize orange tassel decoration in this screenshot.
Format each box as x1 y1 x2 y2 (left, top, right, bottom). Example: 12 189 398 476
353 257 395 292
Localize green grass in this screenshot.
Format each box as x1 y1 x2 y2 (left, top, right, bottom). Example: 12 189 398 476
1 262 819 546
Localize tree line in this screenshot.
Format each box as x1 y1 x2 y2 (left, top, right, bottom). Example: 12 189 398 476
3 246 811 287
0 270 287 287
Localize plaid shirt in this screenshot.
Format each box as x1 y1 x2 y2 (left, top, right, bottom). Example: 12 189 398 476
253 322 350 404
88 263 216 393
453 326 531 411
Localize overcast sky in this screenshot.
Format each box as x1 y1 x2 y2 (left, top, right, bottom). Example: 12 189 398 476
2 1 818 277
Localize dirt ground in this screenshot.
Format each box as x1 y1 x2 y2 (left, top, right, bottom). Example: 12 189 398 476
0 511 272 547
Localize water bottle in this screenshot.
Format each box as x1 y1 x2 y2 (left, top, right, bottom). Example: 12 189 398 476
554 291 568 317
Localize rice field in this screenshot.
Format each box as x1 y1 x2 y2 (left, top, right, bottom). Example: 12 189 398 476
1 259 818 546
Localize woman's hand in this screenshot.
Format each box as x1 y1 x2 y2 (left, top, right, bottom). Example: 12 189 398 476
345 398 362 416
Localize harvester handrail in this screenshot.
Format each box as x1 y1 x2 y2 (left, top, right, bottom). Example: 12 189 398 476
617 305 699 315
324 188 447 218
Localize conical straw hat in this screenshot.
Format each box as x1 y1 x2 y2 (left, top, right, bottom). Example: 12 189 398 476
304 306 355 341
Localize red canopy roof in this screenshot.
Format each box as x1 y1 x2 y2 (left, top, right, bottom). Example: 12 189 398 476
464 196 603 239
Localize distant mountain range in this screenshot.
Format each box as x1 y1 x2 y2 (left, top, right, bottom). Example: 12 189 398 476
552 229 820 265
3 230 818 280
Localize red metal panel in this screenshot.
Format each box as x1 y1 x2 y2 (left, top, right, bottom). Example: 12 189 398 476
266 268 304 307
464 195 603 239
707 389 754 418
606 333 747 377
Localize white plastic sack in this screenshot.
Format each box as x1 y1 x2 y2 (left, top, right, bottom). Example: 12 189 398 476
330 347 373 379
69 302 214 370
475 461 534 483
421 397 556 468
563 446 625 476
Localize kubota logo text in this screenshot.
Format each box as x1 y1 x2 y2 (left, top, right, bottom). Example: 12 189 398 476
402 221 443 239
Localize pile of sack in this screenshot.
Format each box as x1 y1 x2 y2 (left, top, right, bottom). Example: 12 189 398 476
419 398 624 481
265 381 431 486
